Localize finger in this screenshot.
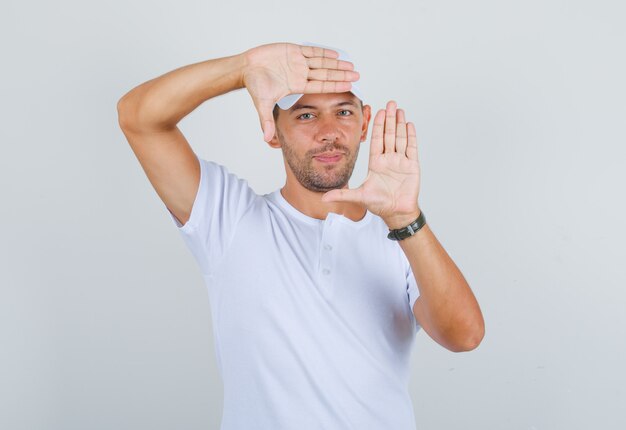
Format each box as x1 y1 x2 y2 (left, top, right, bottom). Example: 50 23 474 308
395 109 407 155
321 187 364 204
300 45 339 59
383 101 397 153
370 109 385 157
307 68 360 82
306 57 354 71
406 122 419 162
254 98 276 143
303 80 352 94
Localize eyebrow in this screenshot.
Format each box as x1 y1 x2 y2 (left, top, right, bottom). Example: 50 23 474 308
289 100 359 113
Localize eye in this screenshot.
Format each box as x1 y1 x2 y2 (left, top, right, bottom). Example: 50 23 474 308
338 110 353 116
297 113 314 120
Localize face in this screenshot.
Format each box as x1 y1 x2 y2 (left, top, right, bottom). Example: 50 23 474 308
270 92 371 193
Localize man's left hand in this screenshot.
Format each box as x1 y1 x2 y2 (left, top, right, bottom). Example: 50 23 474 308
321 100 421 229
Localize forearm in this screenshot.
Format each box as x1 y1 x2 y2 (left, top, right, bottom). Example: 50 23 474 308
117 53 247 132
398 218 484 351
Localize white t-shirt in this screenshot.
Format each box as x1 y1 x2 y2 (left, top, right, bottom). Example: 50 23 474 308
167 157 422 430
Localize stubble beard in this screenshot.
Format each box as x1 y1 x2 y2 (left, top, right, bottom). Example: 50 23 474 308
278 130 359 193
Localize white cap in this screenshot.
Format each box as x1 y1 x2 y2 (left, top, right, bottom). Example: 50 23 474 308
275 41 364 110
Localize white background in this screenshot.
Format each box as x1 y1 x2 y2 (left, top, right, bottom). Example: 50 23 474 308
2 0 625 429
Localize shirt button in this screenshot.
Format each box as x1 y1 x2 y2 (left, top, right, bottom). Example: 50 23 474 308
322 268 331 275
323 244 333 251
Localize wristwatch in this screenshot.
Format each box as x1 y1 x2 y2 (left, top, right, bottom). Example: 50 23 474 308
387 211 426 241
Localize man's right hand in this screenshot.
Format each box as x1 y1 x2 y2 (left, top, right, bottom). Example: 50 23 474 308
117 43 359 227
241 43 360 143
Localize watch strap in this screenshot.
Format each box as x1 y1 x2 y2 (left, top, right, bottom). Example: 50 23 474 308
387 211 426 241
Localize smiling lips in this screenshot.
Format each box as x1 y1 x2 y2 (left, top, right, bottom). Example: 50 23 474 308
313 152 344 163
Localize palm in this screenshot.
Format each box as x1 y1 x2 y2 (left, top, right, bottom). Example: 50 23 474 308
243 44 311 108
242 43 360 142
360 152 420 219
322 101 421 226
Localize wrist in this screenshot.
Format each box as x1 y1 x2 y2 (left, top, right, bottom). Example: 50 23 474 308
384 208 422 230
237 50 250 90
386 210 426 241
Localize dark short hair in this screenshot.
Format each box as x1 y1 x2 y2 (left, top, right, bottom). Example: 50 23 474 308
272 104 280 122
272 98 364 122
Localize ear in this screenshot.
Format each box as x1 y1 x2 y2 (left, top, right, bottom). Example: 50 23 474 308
360 104 372 142
267 131 281 149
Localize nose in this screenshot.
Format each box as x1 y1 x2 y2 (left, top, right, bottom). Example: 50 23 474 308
314 116 341 143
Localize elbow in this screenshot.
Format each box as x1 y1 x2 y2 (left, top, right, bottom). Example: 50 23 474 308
117 88 149 132
454 330 484 353
116 92 174 133
116 94 137 132
451 318 485 352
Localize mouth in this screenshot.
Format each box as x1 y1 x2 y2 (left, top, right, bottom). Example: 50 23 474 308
313 153 344 163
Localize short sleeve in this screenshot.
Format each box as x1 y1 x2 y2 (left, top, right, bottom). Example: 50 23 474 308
166 156 257 275
406 263 421 330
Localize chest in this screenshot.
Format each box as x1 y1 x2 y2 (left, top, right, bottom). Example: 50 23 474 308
209 207 416 353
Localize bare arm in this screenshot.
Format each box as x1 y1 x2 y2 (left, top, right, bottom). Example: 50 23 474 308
117 43 359 226
321 101 484 352
399 221 485 352
117 55 246 226
118 54 246 132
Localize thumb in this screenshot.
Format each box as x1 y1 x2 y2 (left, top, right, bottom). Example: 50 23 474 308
255 99 277 143
262 119 275 143
321 187 363 204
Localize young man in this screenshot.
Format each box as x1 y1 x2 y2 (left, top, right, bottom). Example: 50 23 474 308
117 42 484 429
